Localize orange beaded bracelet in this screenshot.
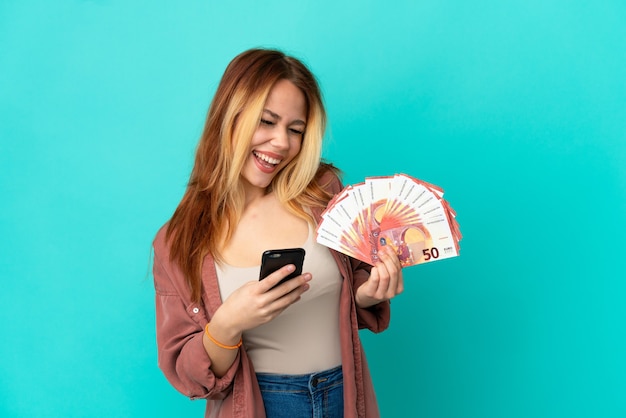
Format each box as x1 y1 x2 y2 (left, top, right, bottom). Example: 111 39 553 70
204 323 242 350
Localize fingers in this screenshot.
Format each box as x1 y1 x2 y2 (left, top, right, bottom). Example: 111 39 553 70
267 272 312 303
257 265 312 315
364 246 404 302
259 264 311 293
376 245 404 296
258 264 299 291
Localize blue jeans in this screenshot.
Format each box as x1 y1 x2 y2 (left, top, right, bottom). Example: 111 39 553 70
256 366 344 418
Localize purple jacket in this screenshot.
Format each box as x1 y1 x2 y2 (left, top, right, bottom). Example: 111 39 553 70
153 170 391 417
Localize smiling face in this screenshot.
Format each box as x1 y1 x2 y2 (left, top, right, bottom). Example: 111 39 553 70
240 79 307 196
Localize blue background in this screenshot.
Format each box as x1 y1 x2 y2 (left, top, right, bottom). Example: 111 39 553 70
1 1 625 417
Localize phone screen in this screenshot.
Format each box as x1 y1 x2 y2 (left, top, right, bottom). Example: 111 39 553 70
259 248 306 284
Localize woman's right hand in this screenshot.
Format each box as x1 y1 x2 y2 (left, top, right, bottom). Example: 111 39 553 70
203 266 311 377
208 265 312 343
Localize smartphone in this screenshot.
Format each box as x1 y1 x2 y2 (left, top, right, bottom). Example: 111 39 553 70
259 248 306 285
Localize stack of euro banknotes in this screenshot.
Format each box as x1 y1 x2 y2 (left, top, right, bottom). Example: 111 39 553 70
316 174 461 267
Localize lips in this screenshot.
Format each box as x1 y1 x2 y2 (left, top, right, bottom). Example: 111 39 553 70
253 151 282 166
253 150 283 173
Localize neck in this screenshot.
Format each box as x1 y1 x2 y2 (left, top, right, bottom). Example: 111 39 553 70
243 185 271 208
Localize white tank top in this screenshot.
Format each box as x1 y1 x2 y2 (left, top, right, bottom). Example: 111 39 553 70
215 224 343 374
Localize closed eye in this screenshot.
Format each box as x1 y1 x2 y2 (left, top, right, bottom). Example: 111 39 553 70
260 119 275 126
290 128 304 135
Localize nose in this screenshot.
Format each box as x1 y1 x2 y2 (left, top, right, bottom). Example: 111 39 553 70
270 127 290 150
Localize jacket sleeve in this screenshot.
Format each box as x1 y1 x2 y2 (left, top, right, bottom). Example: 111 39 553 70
351 256 391 333
152 231 240 400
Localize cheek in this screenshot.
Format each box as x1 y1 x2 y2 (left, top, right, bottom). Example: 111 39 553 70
248 128 263 148
288 139 303 161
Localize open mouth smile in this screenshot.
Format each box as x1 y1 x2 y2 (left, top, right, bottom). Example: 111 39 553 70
253 151 282 169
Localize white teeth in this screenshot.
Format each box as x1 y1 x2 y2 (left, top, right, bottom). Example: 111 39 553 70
254 151 281 165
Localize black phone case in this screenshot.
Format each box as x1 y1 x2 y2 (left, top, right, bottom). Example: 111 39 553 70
259 248 306 284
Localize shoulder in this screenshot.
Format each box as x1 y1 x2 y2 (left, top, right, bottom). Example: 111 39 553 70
316 162 343 194
153 223 171 257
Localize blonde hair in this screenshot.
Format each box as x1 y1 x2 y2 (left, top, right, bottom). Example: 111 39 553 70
166 48 335 302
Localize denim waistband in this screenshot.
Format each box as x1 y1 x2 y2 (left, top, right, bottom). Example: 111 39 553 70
255 365 343 393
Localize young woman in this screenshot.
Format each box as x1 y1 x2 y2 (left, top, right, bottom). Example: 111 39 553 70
152 48 404 418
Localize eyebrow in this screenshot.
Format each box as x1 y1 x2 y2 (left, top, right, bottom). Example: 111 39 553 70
263 109 306 126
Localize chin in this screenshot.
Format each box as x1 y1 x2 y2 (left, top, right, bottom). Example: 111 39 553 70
242 163 284 190
241 174 274 192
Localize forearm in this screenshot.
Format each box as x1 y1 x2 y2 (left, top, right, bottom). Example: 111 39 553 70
153 239 240 399
202 313 243 377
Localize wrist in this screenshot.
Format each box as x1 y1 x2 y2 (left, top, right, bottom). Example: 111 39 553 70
204 323 242 350
355 290 376 309
208 310 243 343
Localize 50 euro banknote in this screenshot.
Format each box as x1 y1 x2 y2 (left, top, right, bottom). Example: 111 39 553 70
316 174 461 267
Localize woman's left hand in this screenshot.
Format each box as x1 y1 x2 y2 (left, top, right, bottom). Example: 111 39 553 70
355 245 404 308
